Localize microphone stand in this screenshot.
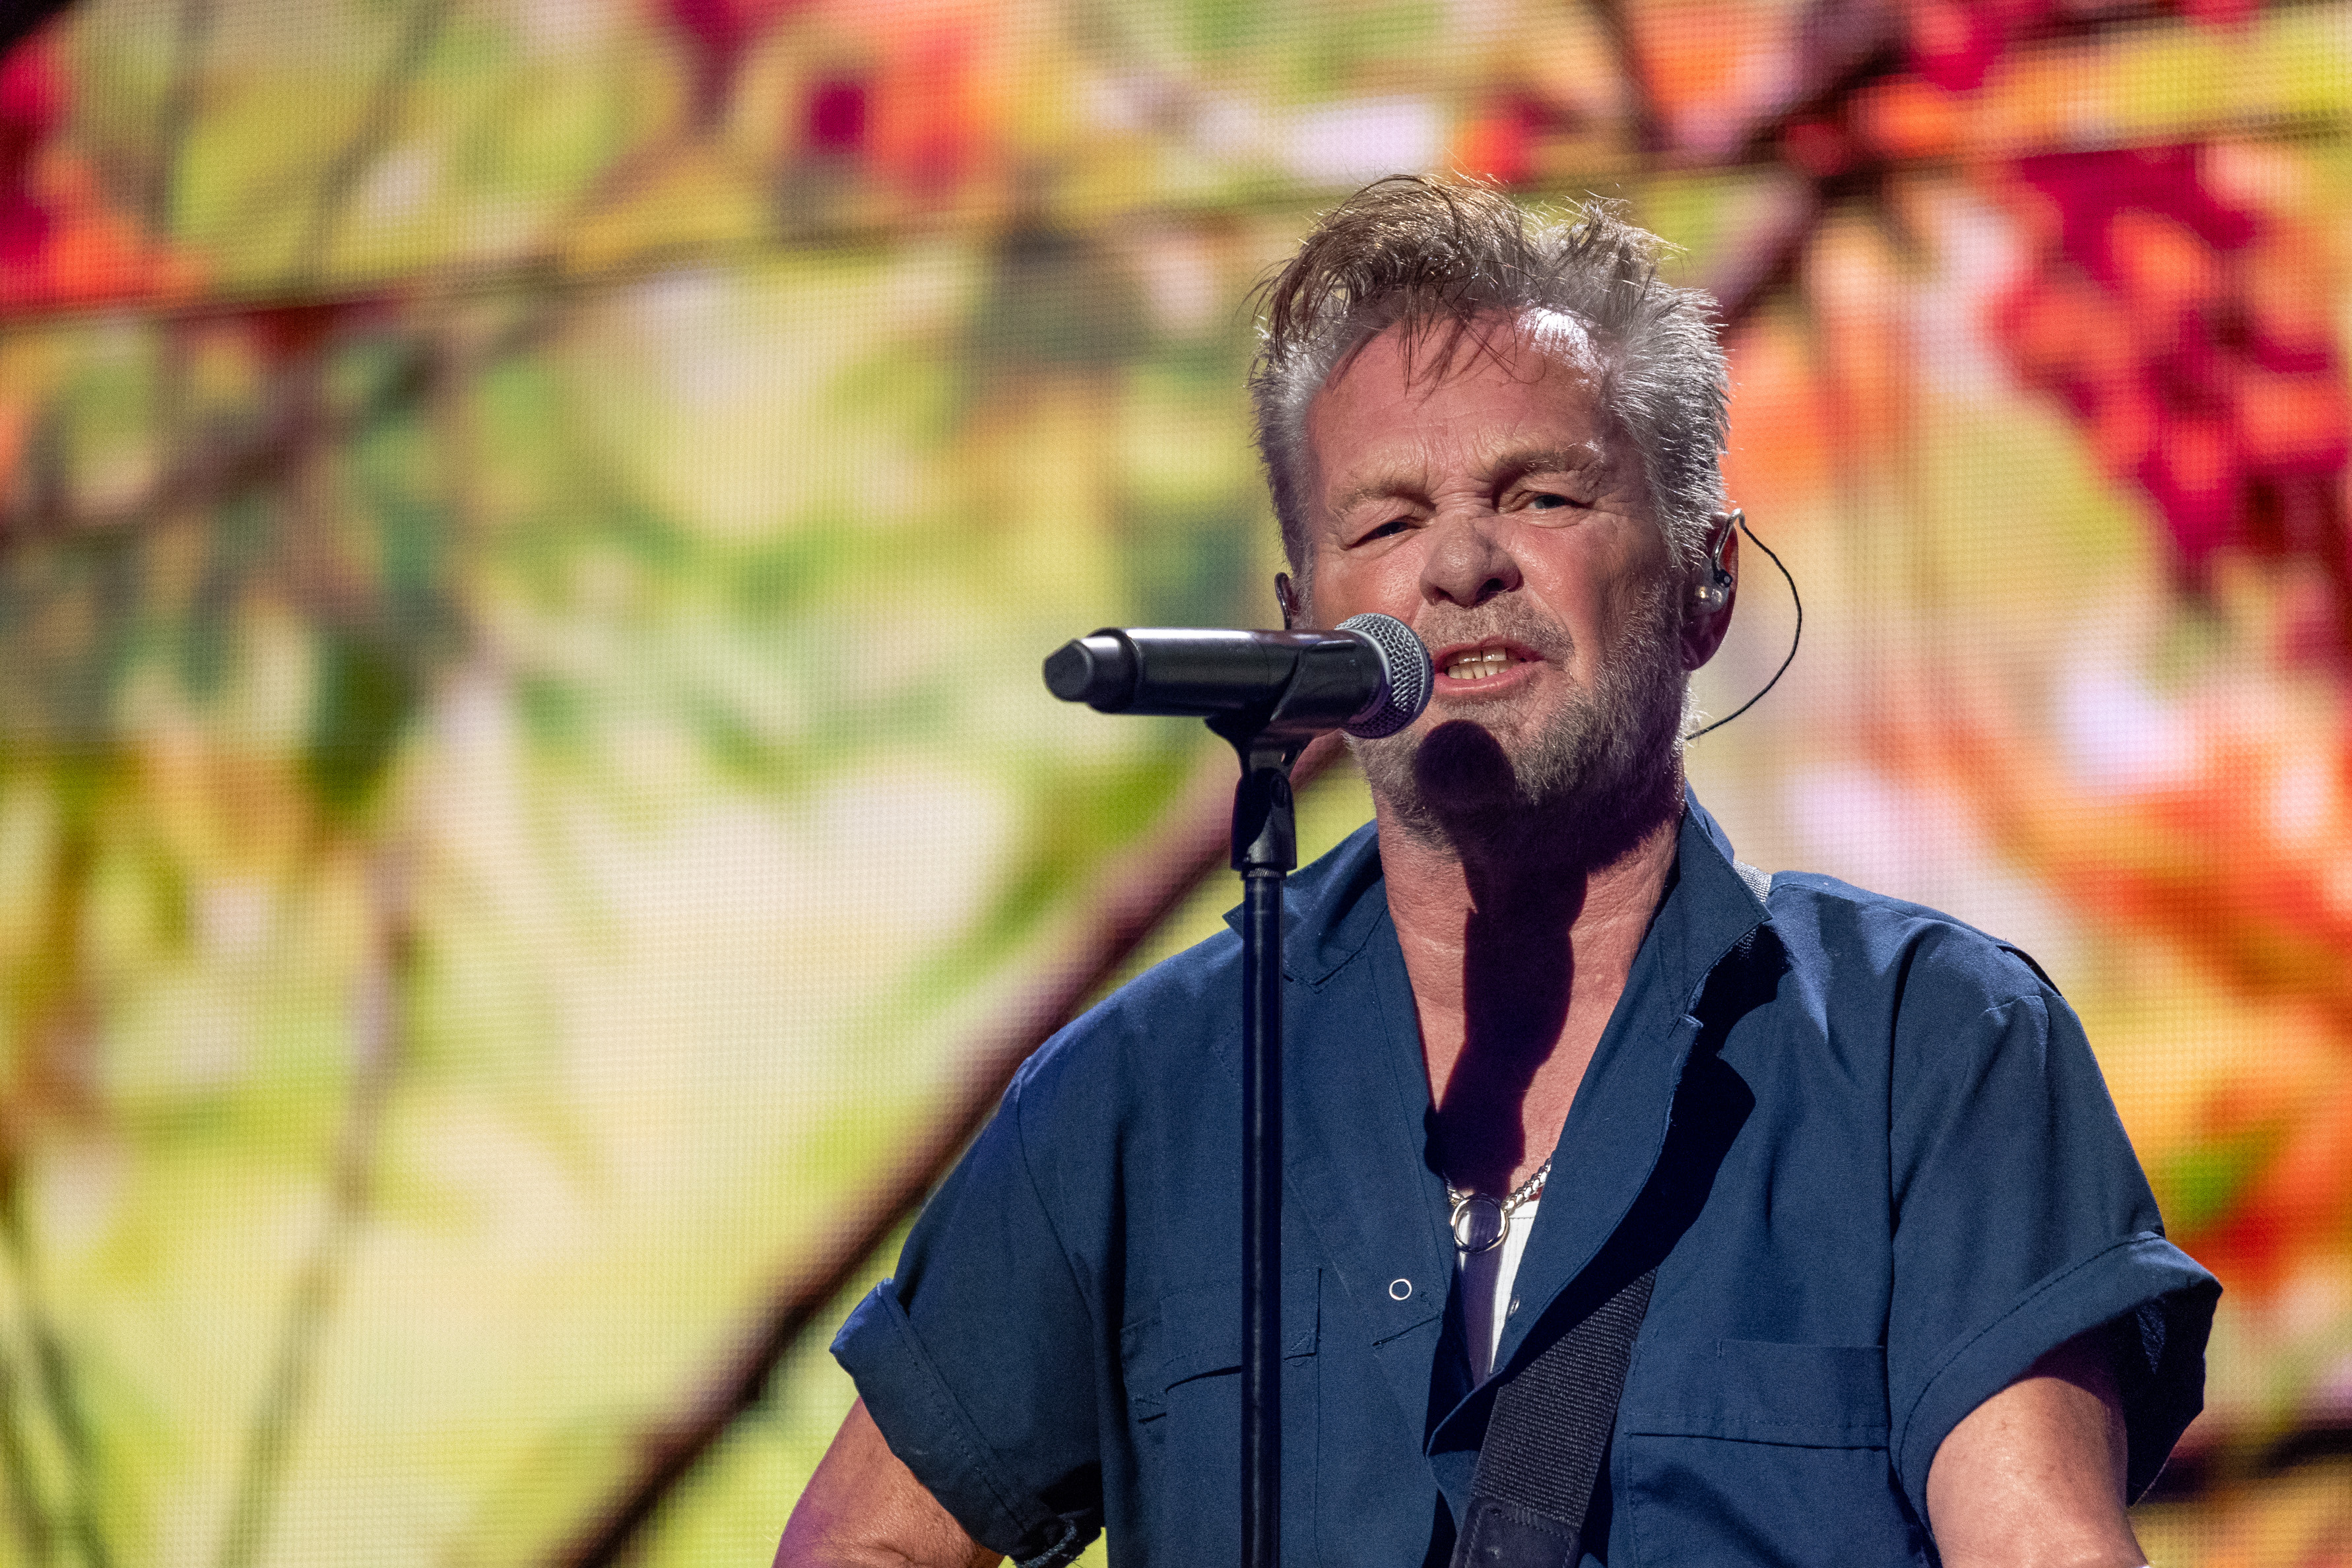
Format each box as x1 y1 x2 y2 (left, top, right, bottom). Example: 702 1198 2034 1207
1043 615 1426 1568
1205 711 1303 1568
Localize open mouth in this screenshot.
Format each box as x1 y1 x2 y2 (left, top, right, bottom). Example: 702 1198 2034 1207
1441 645 1526 682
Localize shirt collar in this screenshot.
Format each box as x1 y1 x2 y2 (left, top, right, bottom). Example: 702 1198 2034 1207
1229 789 1770 1004
1222 815 1390 987
1648 791 1775 1006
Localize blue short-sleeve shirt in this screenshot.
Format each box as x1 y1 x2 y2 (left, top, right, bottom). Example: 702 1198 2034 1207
833 798 2219 1567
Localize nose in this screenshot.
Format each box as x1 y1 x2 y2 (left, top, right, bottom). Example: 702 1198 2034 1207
1419 510 1521 608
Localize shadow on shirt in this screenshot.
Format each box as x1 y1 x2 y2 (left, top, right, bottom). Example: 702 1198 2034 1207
1420 925 1782 1567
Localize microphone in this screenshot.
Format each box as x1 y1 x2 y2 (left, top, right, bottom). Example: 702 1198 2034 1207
1043 612 1433 740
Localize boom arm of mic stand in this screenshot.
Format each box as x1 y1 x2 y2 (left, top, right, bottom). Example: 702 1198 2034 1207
1210 714 1301 1568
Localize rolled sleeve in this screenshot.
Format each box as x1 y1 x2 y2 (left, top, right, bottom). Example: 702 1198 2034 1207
1891 1232 2217 1511
1886 964 2220 1520
830 1063 1104 1567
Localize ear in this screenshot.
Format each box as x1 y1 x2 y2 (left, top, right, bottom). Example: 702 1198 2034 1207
1682 509 1740 670
1274 572 1301 630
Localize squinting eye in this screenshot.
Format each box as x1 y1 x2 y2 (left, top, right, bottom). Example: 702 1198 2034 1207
1359 518 1410 542
1527 493 1570 510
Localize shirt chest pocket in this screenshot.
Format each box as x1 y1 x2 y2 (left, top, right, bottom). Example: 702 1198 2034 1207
1125 1269 1322 1421
1616 1340 1926 1568
1620 1338 1887 1447
1122 1272 1322 1562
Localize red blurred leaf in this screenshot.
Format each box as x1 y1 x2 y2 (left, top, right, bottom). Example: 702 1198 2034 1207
804 77 867 154
653 0 813 120
1907 0 2008 92
1986 146 2352 624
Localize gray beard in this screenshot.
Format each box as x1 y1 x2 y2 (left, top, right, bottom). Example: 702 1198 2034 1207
1348 582 1690 849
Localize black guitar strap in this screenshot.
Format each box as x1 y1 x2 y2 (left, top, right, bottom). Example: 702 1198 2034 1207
1449 1264 1657 1568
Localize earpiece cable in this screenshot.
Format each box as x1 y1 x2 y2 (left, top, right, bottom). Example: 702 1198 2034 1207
1685 513 1802 742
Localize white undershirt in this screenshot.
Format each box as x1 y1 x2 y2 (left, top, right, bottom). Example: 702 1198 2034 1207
1457 1195 1540 1383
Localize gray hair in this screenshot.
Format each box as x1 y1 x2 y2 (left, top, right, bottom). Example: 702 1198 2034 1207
1250 177 1729 592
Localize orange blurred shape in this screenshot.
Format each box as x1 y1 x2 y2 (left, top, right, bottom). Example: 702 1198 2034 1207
0 33 197 317
2244 232 2341 370
1641 3 1753 113
2202 1061 2305 1139
1453 115 1534 188
2237 373 2351 471
2111 209 2223 320
866 24 986 202
1853 79 1961 162
2091 380 2159 471
1722 321 1831 507
0 153 197 317
1994 271 2128 391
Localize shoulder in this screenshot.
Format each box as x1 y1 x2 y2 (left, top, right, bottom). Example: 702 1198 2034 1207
1001 822 1388 1202
1008 819 1387 1123
1762 870 2060 1020
1761 875 2118 1167
1003 923 1244 1138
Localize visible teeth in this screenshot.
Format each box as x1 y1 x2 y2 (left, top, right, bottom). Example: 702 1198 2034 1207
1446 650 1515 682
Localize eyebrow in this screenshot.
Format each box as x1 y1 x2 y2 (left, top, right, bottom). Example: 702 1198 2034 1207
1326 443 1611 517
1490 445 1610 488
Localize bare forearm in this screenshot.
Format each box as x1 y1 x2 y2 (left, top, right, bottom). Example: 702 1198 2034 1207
777 1400 1003 1568
1927 1329 2145 1568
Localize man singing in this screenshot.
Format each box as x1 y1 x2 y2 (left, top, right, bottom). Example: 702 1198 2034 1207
779 177 2217 1567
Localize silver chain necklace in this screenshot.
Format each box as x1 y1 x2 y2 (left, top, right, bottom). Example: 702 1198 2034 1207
1446 1156 1552 1255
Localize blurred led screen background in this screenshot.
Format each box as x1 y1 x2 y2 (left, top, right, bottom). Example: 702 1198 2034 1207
0 0 2347 1562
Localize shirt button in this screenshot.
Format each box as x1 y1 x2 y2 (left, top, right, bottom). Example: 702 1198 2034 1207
1388 1278 1413 1301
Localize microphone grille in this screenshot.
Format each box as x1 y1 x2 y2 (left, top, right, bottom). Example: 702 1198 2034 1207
1337 612 1433 738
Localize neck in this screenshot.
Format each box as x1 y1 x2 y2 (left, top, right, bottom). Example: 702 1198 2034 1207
1376 767 1685 1196
1377 761 1685 929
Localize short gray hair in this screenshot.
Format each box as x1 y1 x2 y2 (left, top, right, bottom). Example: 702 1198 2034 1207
1250 178 1729 589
